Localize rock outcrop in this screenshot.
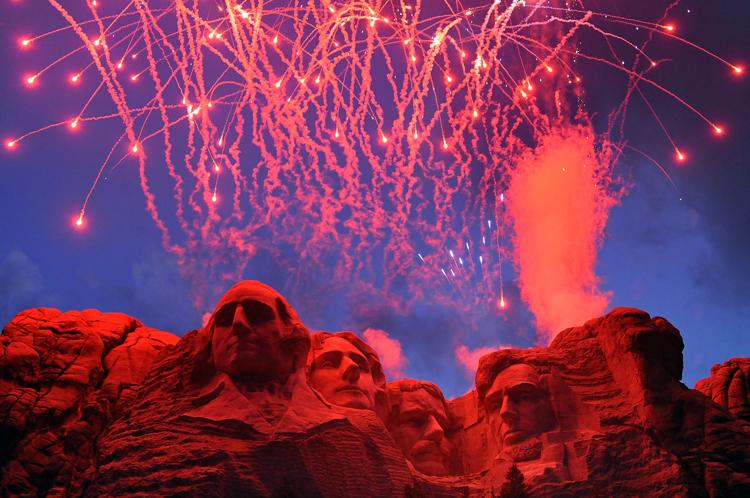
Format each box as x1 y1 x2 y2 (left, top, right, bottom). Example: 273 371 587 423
0 308 178 497
453 307 750 497
1 288 749 497
696 358 750 424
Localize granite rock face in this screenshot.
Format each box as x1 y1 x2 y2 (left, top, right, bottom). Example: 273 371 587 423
0 308 178 497
452 307 750 497
1 289 749 497
696 358 750 424
89 281 414 497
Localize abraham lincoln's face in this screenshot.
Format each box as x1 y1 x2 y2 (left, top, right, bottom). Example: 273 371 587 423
483 364 556 447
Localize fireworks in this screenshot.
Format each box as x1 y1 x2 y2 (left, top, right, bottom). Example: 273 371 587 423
4 1 742 324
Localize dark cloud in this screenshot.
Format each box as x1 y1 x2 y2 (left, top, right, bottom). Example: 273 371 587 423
0 249 199 335
107 251 200 334
0 250 59 325
683 143 750 312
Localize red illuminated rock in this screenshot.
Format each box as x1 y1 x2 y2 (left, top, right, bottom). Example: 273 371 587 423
385 379 456 476
696 358 750 424
449 307 750 497
88 282 413 497
2 296 749 497
0 307 178 497
307 331 389 418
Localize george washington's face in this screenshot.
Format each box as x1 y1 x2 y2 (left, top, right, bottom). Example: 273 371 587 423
210 287 294 382
308 337 378 410
388 388 452 476
483 364 556 447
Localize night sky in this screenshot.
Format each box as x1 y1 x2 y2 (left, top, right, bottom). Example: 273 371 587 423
1 0 748 398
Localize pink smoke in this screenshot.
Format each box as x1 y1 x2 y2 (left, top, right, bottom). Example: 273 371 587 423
506 125 617 342
455 344 511 378
363 328 408 379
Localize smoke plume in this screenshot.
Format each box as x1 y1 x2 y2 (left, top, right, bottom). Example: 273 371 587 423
506 126 617 342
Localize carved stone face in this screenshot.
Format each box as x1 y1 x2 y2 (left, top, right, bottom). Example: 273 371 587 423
308 336 378 410
388 388 452 476
484 363 556 448
210 283 295 382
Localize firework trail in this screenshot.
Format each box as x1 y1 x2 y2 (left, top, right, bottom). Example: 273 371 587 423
6 0 741 337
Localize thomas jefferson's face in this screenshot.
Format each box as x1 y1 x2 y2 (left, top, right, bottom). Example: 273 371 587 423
389 388 452 476
308 337 378 410
484 364 555 447
210 295 293 381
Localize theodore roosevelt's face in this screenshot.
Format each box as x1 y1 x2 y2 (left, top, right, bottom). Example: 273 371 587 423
388 388 452 476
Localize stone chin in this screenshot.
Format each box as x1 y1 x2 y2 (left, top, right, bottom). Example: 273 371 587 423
410 444 448 475
413 459 447 476
502 429 533 446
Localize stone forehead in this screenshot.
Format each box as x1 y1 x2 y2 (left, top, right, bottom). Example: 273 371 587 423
208 281 302 326
310 332 375 360
213 280 289 310
316 336 364 356
387 379 449 421
308 331 386 387
476 349 552 401
388 379 446 403
486 364 541 396
399 388 447 416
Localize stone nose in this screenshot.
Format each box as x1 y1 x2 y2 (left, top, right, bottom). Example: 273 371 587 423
341 355 361 382
423 415 445 442
499 395 519 424
232 303 252 330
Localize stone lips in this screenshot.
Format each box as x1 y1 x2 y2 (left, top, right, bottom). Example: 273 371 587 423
1 295 749 497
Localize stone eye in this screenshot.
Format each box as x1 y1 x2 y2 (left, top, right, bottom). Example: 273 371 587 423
354 357 370 372
318 357 338 369
241 300 276 326
407 415 426 427
214 303 236 328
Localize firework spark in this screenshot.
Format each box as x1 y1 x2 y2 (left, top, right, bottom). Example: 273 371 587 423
4 0 741 334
